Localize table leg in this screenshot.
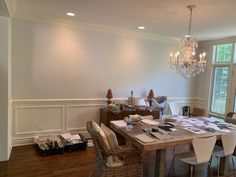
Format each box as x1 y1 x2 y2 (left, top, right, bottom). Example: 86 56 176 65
155 149 166 177
219 156 229 176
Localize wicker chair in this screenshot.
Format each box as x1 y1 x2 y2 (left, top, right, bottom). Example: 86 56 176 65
225 112 236 124
86 121 143 177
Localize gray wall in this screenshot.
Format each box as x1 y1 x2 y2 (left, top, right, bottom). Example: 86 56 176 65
11 18 196 99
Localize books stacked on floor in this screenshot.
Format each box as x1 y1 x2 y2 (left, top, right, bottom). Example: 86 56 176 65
61 133 82 144
34 133 87 156
34 135 64 156
60 133 87 152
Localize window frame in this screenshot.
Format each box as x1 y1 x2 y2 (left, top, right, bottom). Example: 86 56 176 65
209 43 235 116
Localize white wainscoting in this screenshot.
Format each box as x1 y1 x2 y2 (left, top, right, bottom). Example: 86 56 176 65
11 97 204 146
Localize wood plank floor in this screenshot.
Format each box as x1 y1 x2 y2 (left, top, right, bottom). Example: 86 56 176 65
0 145 235 177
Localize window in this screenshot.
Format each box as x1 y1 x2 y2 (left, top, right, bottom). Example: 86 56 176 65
234 95 236 112
210 43 233 115
210 67 230 114
234 92 236 112
216 44 232 63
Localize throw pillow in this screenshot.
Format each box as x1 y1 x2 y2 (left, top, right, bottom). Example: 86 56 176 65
92 121 113 166
233 114 236 119
101 123 124 167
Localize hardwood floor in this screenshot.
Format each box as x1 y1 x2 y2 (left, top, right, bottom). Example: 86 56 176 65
0 145 235 177
0 145 95 177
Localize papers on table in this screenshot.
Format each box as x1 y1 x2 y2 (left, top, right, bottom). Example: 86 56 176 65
184 127 206 134
185 118 205 126
218 129 231 133
181 122 194 127
205 123 221 131
150 132 172 140
142 119 159 125
204 117 225 123
110 120 127 127
134 134 156 143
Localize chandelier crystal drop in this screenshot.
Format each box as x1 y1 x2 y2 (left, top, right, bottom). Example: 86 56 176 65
169 5 206 79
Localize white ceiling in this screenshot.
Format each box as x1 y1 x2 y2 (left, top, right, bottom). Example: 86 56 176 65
10 0 236 41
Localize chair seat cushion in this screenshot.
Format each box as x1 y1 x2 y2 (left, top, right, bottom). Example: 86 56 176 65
106 157 124 167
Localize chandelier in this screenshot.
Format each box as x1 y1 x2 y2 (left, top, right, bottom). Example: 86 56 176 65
169 5 206 79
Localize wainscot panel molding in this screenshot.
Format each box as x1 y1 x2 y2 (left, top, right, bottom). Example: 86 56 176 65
11 97 204 146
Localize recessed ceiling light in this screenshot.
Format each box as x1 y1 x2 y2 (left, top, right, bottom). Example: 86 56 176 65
138 26 145 30
67 12 75 17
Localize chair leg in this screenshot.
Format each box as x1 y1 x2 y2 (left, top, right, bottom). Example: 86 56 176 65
216 157 220 177
167 147 176 177
190 165 193 177
208 162 213 177
89 167 96 177
231 155 235 177
167 157 175 177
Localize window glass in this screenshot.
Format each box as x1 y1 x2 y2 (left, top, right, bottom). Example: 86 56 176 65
211 67 230 114
234 95 236 112
234 44 236 63
216 44 232 63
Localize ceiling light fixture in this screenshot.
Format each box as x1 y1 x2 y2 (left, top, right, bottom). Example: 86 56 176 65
138 26 145 30
169 5 206 79
66 12 75 17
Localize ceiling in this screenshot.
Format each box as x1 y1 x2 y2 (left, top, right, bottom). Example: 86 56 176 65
7 0 236 41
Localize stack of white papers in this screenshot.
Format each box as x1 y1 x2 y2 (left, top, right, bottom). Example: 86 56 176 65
61 133 81 144
61 133 81 141
134 134 156 143
110 120 127 127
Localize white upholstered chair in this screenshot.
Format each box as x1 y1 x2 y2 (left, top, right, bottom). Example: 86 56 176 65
168 102 182 115
168 136 216 177
212 133 236 177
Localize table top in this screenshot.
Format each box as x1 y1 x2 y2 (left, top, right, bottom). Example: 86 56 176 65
111 116 236 152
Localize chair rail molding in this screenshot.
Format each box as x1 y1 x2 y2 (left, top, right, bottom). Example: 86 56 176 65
11 97 204 146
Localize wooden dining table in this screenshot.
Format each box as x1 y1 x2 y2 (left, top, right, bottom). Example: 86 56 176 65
110 117 236 177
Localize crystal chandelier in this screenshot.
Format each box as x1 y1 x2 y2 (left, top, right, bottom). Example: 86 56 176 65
169 5 206 79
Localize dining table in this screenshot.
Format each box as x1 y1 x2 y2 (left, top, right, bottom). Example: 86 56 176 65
110 116 236 177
